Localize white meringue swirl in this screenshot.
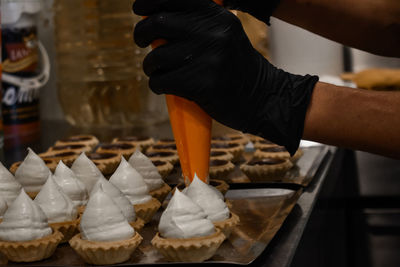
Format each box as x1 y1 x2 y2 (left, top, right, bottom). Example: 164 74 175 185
71 152 103 192
0 161 22 205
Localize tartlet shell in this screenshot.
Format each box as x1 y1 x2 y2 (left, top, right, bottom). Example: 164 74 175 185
151 229 225 262
69 232 142 265
134 197 161 224
0 228 63 262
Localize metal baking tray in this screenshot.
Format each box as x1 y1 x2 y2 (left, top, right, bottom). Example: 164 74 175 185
2 187 302 266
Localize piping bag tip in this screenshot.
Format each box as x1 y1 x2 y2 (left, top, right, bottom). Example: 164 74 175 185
166 95 212 185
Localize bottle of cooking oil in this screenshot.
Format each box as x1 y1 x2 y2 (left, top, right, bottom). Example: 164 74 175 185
53 0 167 128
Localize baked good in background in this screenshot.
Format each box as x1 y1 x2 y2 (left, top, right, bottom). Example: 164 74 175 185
151 189 225 262
109 157 161 224
87 152 120 175
0 190 63 262
96 143 137 159
40 150 79 167
34 175 79 243
211 142 244 162
341 68 400 91
145 150 180 165
53 161 88 208
112 136 155 152
128 150 172 203
151 160 174 178
13 148 52 199
55 135 99 149
240 157 293 182
212 133 249 147
69 185 142 265
146 143 178 154
47 144 92 154
253 139 278 150
210 150 234 162
209 159 235 180
0 162 22 206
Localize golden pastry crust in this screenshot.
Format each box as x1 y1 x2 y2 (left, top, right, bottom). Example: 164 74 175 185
112 136 155 152
49 219 79 243
96 143 137 160
146 151 180 166
129 218 145 232
155 138 176 145
26 191 39 200
211 143 244 162
244 133 265 143
151 229 225 262
213 212 240 238
253 146 290 160
55 135 99 150
212 133 249 146
152 160 174 178
69 232 143 265
133 197 161 224
149 183 172 204
209 150 234 162
0 228 63 262
39 151 79 167
147 143 178 154
254 139 278 150
209 159 235 179
87 152 120 176
47 144 92 154
9 159 57 174
240 158 293 182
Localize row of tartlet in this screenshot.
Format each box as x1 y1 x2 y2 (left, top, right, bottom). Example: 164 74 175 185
0 147 238 264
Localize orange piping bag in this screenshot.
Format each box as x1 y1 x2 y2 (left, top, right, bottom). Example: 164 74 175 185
144 0 223 185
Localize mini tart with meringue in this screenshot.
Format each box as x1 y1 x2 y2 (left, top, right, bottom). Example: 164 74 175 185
210 150 234 162
184 176 239 239
39 151 79 167
14 148 52 198
71 152 105 194
209 179 230 196
254 146 291 160
112 136 155 152
209 159 235 179
129 150 171 203
211 143 244 162
69 186 142 265
152 160 174 178
96 143 137 160
0 162 22 206
87 152 120 175
34 175 79 243
109 157 161 224
0 190 62 262
240 157 293 182
151 190 224 262
55 135 99 150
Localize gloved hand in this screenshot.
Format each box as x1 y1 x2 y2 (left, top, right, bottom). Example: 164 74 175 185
133 0 318 155
223 0 281 25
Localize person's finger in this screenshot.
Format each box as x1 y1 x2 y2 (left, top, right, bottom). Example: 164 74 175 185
133 0 215 16
143 41 197 76
134 12 190 48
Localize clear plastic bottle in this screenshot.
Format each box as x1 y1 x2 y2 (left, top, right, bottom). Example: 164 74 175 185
53 0 167 128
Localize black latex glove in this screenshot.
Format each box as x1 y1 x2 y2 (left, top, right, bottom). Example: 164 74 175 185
223 0 281 25
133 0 318 155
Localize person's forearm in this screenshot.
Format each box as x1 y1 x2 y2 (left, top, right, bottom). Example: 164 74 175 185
273 0 400 57
303 82 400 158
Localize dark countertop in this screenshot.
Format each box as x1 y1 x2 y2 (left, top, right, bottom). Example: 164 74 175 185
0 119 339 267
